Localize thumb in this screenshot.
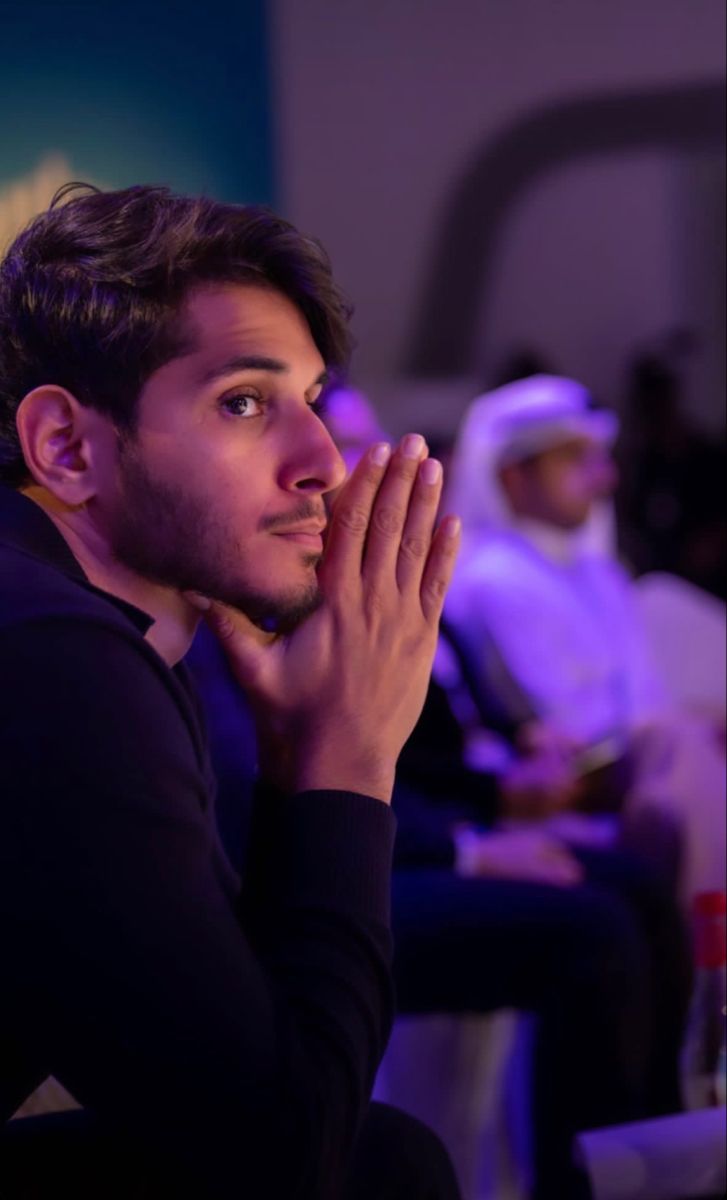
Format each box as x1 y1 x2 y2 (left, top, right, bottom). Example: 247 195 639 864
203 600 276 690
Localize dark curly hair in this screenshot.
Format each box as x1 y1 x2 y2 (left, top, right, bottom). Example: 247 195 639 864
0 183 353 486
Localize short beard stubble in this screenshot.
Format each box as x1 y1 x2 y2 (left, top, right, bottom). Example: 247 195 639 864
109 437 323 633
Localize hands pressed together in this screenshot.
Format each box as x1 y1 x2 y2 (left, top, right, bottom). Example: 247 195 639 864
194 434 460 803
189 433 590 890
452 826 584 887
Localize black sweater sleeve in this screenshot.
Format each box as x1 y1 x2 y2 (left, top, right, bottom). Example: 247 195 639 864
1 618 395 1199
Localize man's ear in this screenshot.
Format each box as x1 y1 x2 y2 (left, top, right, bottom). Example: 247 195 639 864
15 386 110 505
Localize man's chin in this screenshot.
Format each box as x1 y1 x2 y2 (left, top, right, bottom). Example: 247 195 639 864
223 579 323 635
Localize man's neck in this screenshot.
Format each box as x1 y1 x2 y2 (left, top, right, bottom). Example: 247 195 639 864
22 486 199 665
512 515 581 565
511 503 616 565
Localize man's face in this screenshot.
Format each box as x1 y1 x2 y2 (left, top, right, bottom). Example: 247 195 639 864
507 437 617 530
100 283 346 629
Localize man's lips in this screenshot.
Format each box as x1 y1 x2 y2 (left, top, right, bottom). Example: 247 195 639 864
271 524 326 548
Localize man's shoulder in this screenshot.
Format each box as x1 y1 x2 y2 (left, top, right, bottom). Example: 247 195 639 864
0 539 143 638
0 541 212 787
450 534 539 599
0 539 178 715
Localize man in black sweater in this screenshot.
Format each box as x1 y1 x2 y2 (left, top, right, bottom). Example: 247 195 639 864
0 185 462 1198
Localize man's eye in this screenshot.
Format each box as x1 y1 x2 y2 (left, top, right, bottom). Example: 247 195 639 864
221 393 262 417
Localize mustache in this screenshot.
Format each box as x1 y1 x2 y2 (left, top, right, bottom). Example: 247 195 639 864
259 499 328 533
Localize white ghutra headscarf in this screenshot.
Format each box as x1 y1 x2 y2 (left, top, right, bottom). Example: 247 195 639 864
445 375 619 552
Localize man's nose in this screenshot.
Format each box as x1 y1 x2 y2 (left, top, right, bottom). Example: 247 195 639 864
279 406 347 495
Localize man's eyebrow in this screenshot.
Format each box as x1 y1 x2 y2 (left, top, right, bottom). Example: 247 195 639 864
199 355 288 386
199 355 329 390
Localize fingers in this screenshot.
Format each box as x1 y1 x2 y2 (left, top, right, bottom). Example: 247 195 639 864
321 431 459 623
357 433 428 587
320 440 392 585
525 832 584 885
194 599 275 691
538 844 584 886
395 456 444 593
466 829 583 886
508 833 583 887
419 514 461 623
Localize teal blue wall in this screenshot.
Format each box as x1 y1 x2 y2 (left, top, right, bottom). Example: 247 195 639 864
1 0 275 203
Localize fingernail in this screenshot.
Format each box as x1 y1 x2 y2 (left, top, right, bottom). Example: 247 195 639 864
444 515 461 538
401 433 425 459
370 442 391 466
183 590 212 611
420 457 441 485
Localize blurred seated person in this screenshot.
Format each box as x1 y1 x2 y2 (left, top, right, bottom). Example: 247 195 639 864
188 610 693 1200
444 376 726 905
308 381 691 1200
616 339 726 602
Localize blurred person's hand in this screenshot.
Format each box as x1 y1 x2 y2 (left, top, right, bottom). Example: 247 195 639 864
453 826 584 887
517 718 581 760
498 749 585 820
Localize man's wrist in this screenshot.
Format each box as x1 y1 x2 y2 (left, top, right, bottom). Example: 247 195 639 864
255 723 398 802
293 750 396 804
